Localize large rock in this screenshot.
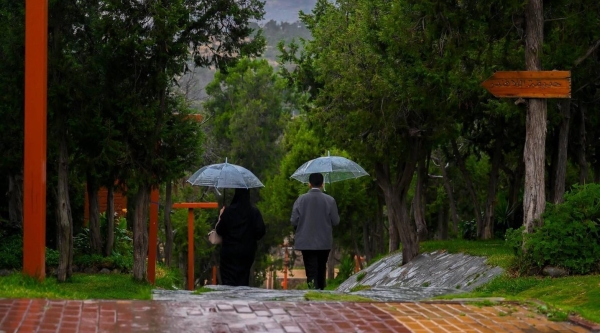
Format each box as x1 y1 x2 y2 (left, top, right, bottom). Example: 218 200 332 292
336 251 503 298
0 269 13 276
542 266 569 278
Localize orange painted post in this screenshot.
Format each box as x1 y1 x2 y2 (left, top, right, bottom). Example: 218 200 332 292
354 255 360 273
212 265 217 285
187 208 194 290
147 188 159 284
23 0 49 280
170 202 218 290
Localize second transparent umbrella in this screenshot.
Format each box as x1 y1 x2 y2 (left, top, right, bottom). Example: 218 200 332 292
290 152 369 184
187 158 264 189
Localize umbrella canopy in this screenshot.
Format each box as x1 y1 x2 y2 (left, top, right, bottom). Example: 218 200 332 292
290 152 369 184
187 158 264 189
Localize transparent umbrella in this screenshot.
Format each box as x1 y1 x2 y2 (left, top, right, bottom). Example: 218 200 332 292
290 152 369 184
187 158 264 189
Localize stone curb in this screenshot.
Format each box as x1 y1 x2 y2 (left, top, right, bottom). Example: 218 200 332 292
568 315 600 332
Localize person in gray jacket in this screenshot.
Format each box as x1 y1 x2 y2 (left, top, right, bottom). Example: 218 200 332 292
290 173 340 289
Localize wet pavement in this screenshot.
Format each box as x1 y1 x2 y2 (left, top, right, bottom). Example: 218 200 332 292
0 298 591 333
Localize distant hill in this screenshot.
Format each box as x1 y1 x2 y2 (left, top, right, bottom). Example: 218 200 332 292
179 19 312 107
262 0 317 23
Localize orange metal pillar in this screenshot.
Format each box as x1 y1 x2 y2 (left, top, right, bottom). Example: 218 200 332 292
147 188 159 284
187 208 194 290
212 265 217 285
23 0 48 279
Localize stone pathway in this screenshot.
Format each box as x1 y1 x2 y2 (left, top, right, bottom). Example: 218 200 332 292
0 298 591 333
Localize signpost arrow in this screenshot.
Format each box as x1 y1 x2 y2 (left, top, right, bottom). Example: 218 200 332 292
481 71 571 98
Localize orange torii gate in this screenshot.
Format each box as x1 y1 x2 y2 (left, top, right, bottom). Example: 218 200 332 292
164 201 219 290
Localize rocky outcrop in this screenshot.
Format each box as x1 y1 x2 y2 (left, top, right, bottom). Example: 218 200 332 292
335 251 503 301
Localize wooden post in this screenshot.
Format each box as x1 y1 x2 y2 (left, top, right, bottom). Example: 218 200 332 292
212 265 217 285
23 0 48 280
147 188 159 284
170 202 218 290
354 255 360 273
187 208 194 290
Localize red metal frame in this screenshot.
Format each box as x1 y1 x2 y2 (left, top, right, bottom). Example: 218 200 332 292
23 0 48 279
171 202 219 290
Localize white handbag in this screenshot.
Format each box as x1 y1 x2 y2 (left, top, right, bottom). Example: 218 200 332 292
208 218 222 245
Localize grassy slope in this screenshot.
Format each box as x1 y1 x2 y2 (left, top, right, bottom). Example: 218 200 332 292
421 240 600 323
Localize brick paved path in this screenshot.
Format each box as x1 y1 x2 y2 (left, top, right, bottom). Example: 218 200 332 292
0 299 590 333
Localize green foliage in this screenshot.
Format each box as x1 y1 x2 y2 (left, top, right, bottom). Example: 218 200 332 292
336 256 355 282
355 272 366 282
45 248 60 267
0 235 21 269
420 240 513 269
74 214 132 257
459 219 478 240
349 285 371 293
506 184 600 275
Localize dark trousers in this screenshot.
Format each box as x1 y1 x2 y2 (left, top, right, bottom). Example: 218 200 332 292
301 250 330 290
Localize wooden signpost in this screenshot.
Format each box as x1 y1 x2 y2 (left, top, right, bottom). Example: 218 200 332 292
481 71 571 99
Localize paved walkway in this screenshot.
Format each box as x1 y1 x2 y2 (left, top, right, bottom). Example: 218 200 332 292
0 298 591 333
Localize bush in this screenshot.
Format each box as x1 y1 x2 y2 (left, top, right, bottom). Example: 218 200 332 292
505 184 600 275
459 219 477 240
0 235 22 269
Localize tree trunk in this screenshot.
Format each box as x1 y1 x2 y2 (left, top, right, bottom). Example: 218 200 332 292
362 221 371 263
327 245 336 280
105 186 115 256
7 172 24 231
56 138 73 282
164 180 174 267
451 139 483 230
86 174 103 255
436 204 448 240
132 184 150 281
374 192 386 256
375 145 420 264
413 156 428 241
523 0 546 233
577 104 588 184
552 99 571 204
482 133 504 239
439 161 459 234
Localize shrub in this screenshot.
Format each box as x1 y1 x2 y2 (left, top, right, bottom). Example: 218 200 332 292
505 184 600 275
0 235 22 269
459 219 477 240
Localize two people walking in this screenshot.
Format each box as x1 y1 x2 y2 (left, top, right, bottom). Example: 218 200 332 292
217 172 339 290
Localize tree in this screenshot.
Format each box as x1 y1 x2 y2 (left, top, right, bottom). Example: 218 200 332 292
93 0 265 281
203 58 291 181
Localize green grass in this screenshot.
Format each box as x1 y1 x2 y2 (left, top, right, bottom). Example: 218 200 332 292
422 240 600 324
304 291 373 302
349 285 371 292
0 268 180 300
193 287 215 294
420 239 513 269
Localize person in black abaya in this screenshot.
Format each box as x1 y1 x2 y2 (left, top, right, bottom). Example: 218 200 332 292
215 188 266 286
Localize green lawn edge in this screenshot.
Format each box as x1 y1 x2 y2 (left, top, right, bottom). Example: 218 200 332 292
420 240 600 324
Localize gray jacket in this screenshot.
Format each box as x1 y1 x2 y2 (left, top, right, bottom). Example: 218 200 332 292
290 188 340 250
